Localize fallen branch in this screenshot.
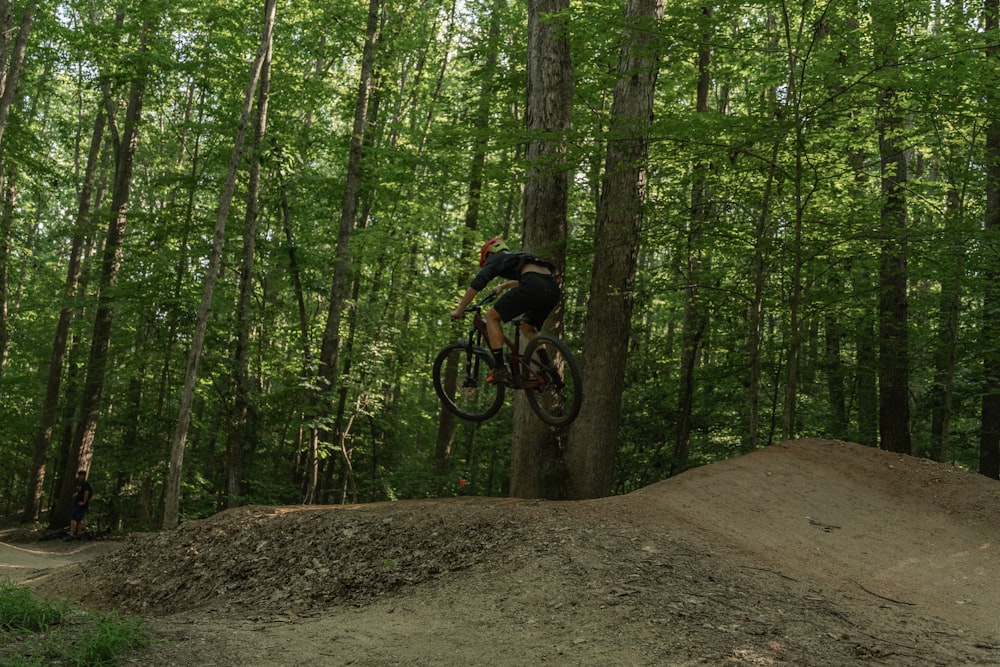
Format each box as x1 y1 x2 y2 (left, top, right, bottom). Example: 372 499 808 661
850 580 916 606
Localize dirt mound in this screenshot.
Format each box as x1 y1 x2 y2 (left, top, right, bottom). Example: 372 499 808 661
20 439 1000 666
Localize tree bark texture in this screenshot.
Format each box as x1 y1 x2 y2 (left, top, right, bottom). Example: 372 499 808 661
874 3 912 454
566 0 664 499
509 0 573 499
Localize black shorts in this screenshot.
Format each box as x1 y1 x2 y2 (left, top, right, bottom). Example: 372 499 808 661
71 505 88 521
493 272 561 329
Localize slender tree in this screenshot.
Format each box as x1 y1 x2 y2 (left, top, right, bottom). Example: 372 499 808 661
0 0 35 148
0 0 36 383
164 0 278 528
23 109 105 522
435 5 501 481
304 0 380 505
672 4 713 475
226 10 273 507
51 13 154 528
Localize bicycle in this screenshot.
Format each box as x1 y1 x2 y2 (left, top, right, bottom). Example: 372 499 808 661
433 293 583 427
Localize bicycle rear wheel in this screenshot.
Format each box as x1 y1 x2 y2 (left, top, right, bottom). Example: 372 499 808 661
433 342 505 422
521 334 583 427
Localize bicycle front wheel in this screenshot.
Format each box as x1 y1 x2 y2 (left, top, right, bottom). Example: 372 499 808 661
433 342 505 422
521 334 583 427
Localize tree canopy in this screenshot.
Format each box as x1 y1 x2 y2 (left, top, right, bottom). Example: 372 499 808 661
0 0 997 527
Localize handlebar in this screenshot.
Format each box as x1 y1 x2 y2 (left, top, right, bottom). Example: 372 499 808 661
465 292 498 313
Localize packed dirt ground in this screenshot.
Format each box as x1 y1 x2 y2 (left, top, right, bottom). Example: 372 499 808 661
3 438 1000 666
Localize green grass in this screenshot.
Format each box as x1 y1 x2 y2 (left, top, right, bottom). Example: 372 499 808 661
0 579 148 666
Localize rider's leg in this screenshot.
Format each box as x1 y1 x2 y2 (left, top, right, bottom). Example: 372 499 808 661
521 321 560 385
486 307 506 369
518 321 539 341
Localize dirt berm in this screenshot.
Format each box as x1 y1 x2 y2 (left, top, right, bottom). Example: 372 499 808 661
9 438 1000 666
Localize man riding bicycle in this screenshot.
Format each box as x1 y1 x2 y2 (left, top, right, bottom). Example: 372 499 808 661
450 237 561 385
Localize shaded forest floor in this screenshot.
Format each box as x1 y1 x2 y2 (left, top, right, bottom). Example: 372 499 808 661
5 438 1000 666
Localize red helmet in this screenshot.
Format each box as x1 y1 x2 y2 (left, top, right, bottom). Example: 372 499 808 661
479 237 509 266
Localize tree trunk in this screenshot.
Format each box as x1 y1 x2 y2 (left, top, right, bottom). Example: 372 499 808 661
980 0 1000 478
0 164 10 381
672 5 712 476
308 0 380 495
509 0 573 499
51 17 152 529
0 0 35 148
929 185 963 462
164 0 277 528
874 0 911 454
435 2 500 481
746 151 779 452
566 0 664 499
226 13 273 508
22 109 105 522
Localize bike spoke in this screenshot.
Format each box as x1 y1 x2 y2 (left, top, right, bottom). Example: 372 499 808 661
433 343 505 422
522 335 582 427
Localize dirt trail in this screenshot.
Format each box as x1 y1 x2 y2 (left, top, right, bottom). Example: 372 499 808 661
7 439 1000 666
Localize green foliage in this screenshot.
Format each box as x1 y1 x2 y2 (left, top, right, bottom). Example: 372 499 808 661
0 581 146 666
0 581 66 633
0 0 997 522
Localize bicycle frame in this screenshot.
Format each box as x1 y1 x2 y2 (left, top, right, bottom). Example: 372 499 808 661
461 296 545 390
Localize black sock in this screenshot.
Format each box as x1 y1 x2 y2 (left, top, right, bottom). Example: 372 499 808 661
492 349 504 369
537 349 552 367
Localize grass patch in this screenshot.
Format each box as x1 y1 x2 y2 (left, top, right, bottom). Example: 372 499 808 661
0 579 148 666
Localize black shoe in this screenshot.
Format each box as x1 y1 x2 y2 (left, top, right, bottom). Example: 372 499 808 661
487 366 513 387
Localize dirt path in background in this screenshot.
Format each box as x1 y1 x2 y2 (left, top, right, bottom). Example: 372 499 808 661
7 439 1000 666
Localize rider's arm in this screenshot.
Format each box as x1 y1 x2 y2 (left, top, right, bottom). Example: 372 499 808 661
450 287 479 320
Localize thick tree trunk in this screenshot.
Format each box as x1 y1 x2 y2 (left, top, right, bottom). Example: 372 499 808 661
164 0 277 528
509 0 573 499
874 0 911 454
566 0 664 499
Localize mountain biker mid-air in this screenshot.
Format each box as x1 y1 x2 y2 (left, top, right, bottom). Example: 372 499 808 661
450 237 560 385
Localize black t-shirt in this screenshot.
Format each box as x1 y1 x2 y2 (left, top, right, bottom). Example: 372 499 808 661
470 251 555 291
75 480 93 508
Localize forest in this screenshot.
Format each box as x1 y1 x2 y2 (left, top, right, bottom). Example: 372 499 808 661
0 0 997 530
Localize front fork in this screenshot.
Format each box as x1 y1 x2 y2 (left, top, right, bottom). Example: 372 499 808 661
457 330 490 386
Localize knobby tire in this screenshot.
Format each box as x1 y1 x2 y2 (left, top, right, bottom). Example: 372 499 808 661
521 334 583 427
433 342 505 422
